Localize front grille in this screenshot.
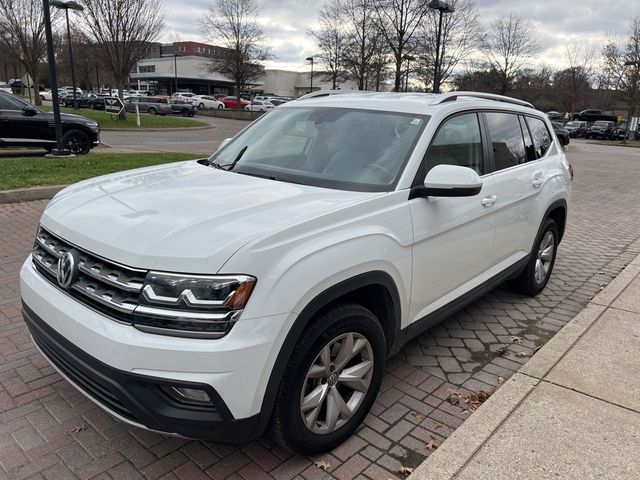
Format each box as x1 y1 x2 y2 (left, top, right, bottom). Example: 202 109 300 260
32 226 146 323
31 325 136 421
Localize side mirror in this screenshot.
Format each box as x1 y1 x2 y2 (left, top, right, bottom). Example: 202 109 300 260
422 164 483 197
22 106 39 117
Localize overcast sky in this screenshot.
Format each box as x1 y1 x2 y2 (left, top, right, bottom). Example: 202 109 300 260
163 0 639 72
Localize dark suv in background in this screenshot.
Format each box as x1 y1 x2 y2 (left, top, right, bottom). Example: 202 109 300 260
0 92 100 154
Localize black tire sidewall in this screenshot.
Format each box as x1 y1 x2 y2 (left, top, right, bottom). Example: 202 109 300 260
273 304 386 454
62 129 91 154
526 218 559 293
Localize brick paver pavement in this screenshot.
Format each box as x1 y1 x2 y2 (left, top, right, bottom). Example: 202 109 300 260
1 140 639 480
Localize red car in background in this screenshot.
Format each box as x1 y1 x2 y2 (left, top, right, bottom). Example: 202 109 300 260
220 96 251 109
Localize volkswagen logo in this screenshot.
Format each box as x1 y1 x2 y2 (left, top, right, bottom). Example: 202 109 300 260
57 250 78 289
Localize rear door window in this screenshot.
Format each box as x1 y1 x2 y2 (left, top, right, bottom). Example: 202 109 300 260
485 112 526 171
525 116 552 158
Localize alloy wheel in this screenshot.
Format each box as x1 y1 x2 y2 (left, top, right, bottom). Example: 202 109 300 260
299 332 374 434
534 230 555 285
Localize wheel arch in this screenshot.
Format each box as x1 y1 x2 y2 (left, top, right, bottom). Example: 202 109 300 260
544 199 568 242
254 270 401 437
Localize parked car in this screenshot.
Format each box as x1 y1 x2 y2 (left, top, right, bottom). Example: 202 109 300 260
565 121 588 137
0 91 99 153
220 96 251 109
245 100 274 112
169 99 198 117
172 92 197 103
0 82 12 94
575 109 617 123
191 95 225 110
60 86 83 95
610 122 630 141
546 111 563 120
124 96 173 115
63 93 105 110
584 120 616 139
552 122 570 146
19 91 571 454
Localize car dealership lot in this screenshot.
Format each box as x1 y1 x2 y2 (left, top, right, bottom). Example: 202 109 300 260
1 140 639 479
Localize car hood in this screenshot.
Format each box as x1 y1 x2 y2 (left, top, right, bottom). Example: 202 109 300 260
43 111 97 126
41 161 378 273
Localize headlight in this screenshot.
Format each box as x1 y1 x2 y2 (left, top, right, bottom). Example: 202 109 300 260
133 272 256 338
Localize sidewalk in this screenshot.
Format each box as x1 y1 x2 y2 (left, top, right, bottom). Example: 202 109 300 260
409 253 640 480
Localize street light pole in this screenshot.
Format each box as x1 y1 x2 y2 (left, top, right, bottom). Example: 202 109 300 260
42 0 71 156
174 54 178 93
306 56 314 93
50 1 84 109
428 0 455 94
403 54 415 92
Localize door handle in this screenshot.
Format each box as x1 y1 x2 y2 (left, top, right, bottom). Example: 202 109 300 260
481 195 497 207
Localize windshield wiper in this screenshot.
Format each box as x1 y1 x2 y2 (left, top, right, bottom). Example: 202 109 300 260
212 146 248 171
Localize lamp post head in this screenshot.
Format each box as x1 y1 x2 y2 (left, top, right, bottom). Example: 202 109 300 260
49 0 84 11
624 60 640 66
428 0 455 13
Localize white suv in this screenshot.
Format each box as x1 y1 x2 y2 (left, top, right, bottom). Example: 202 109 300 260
20 92 572 453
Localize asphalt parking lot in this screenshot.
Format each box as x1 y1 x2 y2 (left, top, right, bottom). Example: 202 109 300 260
1 140 639 480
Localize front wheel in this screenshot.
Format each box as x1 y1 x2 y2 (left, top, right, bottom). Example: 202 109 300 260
269 303 386 454
199 103 205 110
509 218 559 296
148 107 157 115
62 129 92 155
217 104 224 110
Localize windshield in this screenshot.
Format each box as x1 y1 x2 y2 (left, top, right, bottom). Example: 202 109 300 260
208 106 428 192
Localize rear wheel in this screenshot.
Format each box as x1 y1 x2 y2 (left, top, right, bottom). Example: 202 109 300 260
509 218 558 296
270 303 386 454
217 104 224 110
61 129 92 155
148 107 157 115
199 103 205 110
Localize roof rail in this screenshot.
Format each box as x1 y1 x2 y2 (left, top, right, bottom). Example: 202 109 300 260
437 91 535 109
296 90 370 101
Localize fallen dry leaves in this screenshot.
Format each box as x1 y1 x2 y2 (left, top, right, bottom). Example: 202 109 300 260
314 461 331 471
70 424 86 433
447 388 496 414
400 466 414 476
426 437 439 451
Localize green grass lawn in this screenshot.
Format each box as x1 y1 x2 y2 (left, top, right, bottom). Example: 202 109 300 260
41 106 209 129
590 140 640 148
0 151 208 190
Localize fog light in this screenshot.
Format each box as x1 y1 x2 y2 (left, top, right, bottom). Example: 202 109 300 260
163 386 212 405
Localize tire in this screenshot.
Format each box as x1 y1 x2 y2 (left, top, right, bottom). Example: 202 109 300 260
40 95 45 101
199 103 205 110
217 104 224 110
61 129 92 155
148 107 157 115
509 218 559 296
270 303 386 454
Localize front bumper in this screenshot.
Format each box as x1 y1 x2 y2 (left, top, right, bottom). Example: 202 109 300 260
23 303 258 442
20 258 291 442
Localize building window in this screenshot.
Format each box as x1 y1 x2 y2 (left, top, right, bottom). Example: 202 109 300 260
139 65 156 73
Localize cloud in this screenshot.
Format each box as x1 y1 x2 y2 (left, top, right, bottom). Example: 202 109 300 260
162 0 640 71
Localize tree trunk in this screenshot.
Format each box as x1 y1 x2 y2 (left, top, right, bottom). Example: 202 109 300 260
394 55 403 92
30 66 42 106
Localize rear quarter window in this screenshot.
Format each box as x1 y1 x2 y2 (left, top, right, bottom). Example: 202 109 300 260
525 117 552 158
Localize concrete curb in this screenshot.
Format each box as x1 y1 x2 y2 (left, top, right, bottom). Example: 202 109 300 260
0 185 66 204
101 124 215 132
408 252 640 480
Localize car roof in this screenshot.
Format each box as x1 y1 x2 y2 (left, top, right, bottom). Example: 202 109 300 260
285 91 539 117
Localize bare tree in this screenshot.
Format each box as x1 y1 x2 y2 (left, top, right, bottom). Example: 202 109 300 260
602 17 640 132
334 0 387 90
481 13 538 95
0 0 57 105
373 0 430 92
201 0 270 107
553 43 597 114
415 0 483 92
308 1 349 90
79 0 165 117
